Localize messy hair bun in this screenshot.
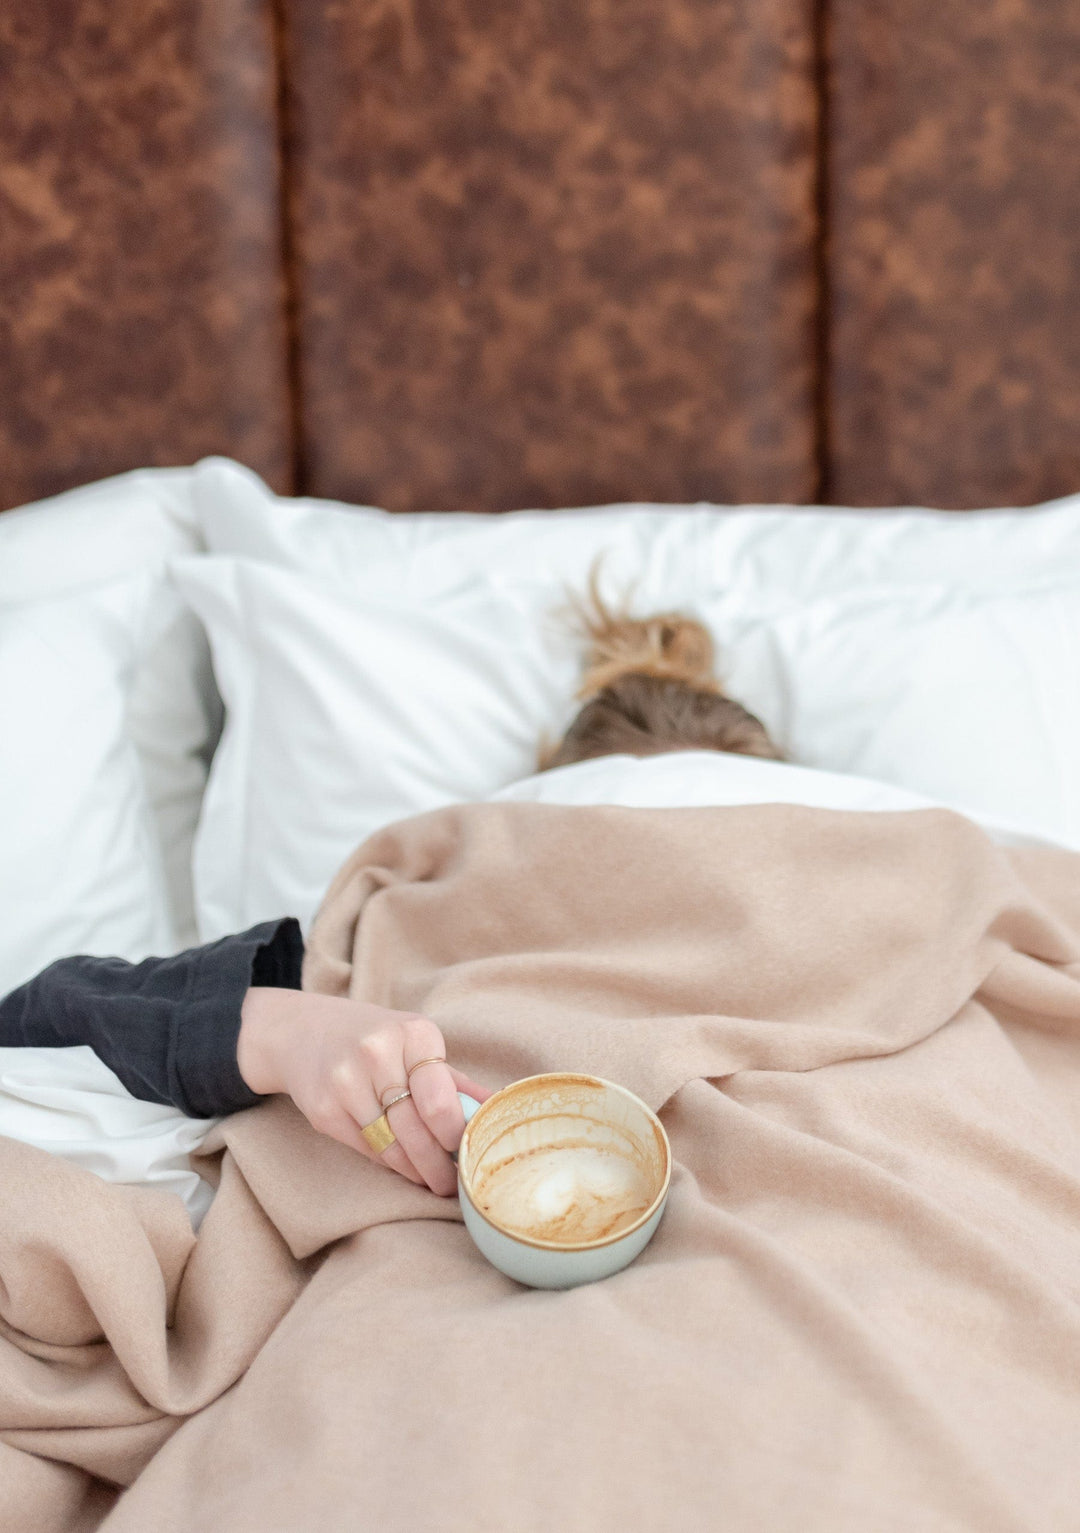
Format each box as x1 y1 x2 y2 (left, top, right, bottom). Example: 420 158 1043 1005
576 582 719 699
542 577 782 771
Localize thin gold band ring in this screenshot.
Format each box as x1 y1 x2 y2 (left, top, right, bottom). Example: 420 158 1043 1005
407 1056 447 1081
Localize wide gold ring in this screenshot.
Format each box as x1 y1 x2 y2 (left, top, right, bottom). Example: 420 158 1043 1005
406 1056 446 1081
360 1113 396 1155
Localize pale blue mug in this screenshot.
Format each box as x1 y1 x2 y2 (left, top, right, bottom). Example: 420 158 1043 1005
454 1074 671 1290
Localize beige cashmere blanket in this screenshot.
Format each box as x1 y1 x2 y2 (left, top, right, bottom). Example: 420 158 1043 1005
5 802 1080 1532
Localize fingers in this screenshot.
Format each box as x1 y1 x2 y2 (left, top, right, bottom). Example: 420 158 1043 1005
407 1060 466 1153
383 1096 458 1196
402 1019 484 1154
309 1045 430 1188
295 1005 493 1199
310 1102 425 1186
364 1024 459 1197
381 1138 429 1187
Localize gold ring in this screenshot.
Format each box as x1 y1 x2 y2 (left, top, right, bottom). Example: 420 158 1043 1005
378 1081 409 1109
382 1088 412 1112
360 1113 396 1155
406 1056 446 1081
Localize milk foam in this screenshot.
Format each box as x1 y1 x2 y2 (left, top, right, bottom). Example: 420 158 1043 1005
476 1142 653 1243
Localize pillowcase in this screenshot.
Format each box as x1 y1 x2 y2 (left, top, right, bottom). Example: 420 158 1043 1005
719 585 1080 848
0 577 177 992
0 465 198 600
0 467 218 990
192 453 1080 606
175 555 588 935
183 457 1080 937
176 550 1080 941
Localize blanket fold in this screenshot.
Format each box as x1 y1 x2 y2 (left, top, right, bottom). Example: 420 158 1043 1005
3 802 1080 1532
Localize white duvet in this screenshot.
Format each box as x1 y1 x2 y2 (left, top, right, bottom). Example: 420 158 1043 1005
494 750 1050 848
0 751 1054 1223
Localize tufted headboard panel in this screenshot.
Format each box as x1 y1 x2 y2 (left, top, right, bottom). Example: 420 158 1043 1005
2 1 1079 512
0 0 292 508
278 0 819 511
825 0 1080 508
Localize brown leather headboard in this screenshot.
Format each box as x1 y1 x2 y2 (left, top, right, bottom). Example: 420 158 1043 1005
825 0 1080 508
278 0 818 511
0 0 291 508
2 1 1079 513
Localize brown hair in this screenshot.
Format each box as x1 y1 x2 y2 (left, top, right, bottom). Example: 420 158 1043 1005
542 584 782 771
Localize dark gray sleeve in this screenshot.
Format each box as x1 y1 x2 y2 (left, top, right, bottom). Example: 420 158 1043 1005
0 919 304 1118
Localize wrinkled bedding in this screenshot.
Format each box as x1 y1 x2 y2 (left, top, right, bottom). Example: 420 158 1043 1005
0 750 1051 1220
4 800 1080 1531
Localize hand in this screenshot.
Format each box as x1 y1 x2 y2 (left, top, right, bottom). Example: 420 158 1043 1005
237 988 491 1196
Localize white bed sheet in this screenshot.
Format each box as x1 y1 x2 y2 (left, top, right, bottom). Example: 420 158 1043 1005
0 1046 217 1225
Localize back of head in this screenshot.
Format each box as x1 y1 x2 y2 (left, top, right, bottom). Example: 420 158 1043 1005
542 584 782 771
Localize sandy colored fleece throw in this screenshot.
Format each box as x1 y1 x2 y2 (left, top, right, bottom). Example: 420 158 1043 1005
5 802 1080 1532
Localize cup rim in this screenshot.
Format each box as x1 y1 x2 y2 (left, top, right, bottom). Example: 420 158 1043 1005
457 1071 672 1252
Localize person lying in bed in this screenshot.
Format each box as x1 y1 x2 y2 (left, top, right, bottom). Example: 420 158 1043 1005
0 598 779 1197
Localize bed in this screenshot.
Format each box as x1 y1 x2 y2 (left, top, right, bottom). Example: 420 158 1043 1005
4 4 1080 1530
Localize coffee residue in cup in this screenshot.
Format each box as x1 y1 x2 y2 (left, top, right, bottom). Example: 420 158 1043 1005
475 1141 653 1244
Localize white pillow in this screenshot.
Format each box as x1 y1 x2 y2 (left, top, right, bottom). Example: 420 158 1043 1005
0 465 198 600
0 468 218 986
719 585 1080 848
177 547 1080 939
192 454 1080 605
183 458 1080 936
0 577 177 991
175 555 588 934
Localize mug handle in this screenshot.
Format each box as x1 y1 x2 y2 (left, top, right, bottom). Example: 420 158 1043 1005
452 1093 482 1163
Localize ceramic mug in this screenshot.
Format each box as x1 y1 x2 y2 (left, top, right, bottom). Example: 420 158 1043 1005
456 1073 671 1289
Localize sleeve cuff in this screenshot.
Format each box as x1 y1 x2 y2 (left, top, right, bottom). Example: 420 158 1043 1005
170 917 304 1119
